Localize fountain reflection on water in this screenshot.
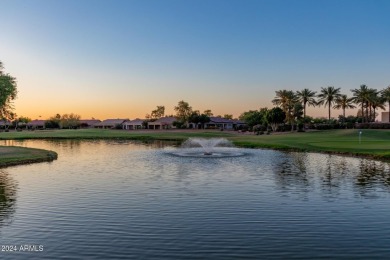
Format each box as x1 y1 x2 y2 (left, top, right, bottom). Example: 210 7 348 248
170 138 246 158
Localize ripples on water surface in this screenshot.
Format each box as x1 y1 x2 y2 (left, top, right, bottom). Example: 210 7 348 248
0 140 390 259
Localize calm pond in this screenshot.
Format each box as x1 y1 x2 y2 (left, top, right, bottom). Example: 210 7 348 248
1 140 390 259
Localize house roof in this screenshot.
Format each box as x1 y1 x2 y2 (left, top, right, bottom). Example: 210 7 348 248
208 117 246 125
27 120 45 126
0 120 11 126
148 116 177 125
79 119 101 125
209 117 234 124
95 119 128 126
123 118 145 125
231 119 246 124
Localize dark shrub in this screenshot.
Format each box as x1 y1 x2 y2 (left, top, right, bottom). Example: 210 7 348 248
297 123 305 132
45 120 60 129
355 123 390 129
114 124 123 130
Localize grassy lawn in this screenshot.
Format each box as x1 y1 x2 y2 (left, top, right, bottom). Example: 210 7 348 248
229 129 390 160
0 146 58 168
0 128 389 162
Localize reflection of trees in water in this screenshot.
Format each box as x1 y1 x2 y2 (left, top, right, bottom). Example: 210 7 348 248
316 155 349 198
356 160 390 186
273 152 390 198
0 170 17 227
143 140 181 149
46 139 82 150
102 139 180 149
272 153 313 196
354 160 390 197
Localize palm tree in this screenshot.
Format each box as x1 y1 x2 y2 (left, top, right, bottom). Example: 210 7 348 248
296 88 317 119
382 86 390 112
351 84 383 122
333 95 355 123
370 93 386 122
272 90 297 126
317 86 341 122
351 85 370 123
272 90 295 111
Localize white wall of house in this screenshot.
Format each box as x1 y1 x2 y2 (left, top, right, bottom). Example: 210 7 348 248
205 122 233 129
123 124 142 130
382 112 389 122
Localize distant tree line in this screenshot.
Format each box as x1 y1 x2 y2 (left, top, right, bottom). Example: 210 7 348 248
272 85 389 124
45 113 81 129
238 85 390 132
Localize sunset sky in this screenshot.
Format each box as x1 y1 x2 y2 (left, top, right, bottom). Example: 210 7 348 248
1 0 389 120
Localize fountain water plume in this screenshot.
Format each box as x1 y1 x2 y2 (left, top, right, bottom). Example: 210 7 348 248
169 138 244 158
182 138 234 155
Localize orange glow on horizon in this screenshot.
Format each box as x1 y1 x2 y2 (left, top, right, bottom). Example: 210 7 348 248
15 98 377 121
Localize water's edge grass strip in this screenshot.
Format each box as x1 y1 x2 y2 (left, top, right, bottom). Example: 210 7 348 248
0 129 389 167
0 146 58 168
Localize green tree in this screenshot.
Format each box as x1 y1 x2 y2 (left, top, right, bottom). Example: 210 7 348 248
174 100 192 122
45 114 61 128
351 85 371 123
203 109 213 117
265 107 285 132
272 90 297 125
239 108 268 129
223 114 233 120
369 92 385 122
60 113 81 129
317 86 341 122
188 111 210 129
296 88 317 119
188 111 201 127
198 114 211 129
172 120 186 129
13 116 31 129
292 103 304 122
146 105 165 120
0 62 18 120
382 86 390 112
333 95 355 123
17 116 31 124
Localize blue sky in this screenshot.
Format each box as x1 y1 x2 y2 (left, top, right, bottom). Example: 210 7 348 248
1 0 389 119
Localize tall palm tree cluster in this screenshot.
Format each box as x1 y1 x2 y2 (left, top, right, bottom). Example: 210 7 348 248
272 85 390 124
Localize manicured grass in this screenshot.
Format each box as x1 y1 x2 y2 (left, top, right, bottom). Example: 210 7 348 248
0 128 389 161
229 129 390 160
0 146 58 168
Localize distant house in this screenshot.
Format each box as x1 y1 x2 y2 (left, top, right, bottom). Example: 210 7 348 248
123 119 145 130
148 117 177 130
0 120 11 129
27 120 45 129
231 119 246 129
205 117 246 130
79 119 101 128
94 119 128 129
